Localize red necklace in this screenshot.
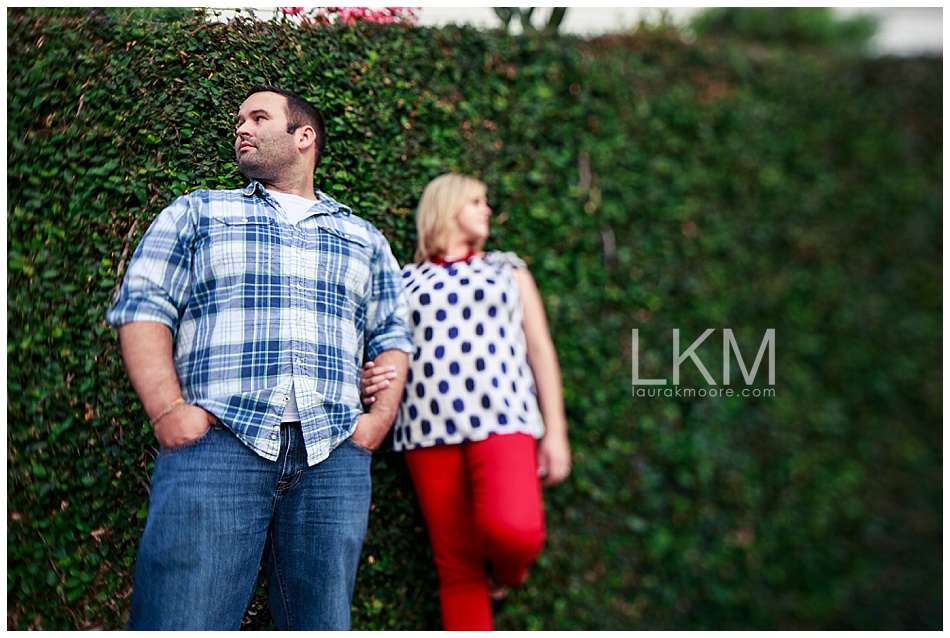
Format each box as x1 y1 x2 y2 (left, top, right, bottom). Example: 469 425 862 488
432 250 476 266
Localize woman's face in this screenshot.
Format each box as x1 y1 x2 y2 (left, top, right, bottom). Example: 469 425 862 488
454 192 492 245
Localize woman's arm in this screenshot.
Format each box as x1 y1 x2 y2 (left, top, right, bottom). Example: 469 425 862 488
512 267 571 487
359 361 399 405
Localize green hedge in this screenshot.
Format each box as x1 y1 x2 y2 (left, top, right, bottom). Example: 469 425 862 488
7 12 941 630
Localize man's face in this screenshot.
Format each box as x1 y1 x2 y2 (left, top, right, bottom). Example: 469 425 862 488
234 91 298 182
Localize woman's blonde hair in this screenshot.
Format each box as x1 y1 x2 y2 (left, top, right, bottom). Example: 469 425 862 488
414 173 488 264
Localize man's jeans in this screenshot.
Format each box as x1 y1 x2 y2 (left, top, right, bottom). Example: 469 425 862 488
128 422 372 630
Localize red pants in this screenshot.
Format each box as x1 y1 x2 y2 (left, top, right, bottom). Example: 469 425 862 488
404 433 546 630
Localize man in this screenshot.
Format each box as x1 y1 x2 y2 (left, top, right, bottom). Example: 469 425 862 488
107 85 412 630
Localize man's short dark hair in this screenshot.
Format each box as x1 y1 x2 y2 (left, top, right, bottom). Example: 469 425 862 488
247 84 327 168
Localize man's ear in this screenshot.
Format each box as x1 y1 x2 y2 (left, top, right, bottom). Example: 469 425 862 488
296 124 317 154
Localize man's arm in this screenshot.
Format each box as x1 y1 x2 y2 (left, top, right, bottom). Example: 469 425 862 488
352 232 413 450
350 349 408 451
118 321 215 448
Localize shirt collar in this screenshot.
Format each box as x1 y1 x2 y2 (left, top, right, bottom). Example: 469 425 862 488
242 181 352 216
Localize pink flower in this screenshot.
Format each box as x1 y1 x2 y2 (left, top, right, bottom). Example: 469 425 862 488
296 6 418 26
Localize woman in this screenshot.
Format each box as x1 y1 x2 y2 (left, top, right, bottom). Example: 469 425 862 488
362 173 571 630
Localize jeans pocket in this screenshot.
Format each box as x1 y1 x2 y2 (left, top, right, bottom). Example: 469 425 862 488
342 437 374 457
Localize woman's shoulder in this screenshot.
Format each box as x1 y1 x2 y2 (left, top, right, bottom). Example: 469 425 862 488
482 250 528 270
400 260 440 286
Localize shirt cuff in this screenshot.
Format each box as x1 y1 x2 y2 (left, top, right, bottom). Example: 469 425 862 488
365 335 415 362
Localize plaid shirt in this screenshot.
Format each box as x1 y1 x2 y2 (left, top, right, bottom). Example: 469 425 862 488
107 181 414 466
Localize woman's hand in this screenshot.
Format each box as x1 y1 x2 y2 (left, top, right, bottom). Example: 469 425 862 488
537 432 572 487
360 361 398 405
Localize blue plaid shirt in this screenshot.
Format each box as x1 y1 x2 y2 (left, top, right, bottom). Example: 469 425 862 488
107 181 414 466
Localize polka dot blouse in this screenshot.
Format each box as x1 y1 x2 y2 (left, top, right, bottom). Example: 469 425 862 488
392 251 545 451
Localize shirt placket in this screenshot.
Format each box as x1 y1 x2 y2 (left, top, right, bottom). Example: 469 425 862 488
287 219 331 461
266 203 290 456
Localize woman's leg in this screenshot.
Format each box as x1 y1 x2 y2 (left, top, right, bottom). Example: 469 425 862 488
466 433 546 588
405 445 494 630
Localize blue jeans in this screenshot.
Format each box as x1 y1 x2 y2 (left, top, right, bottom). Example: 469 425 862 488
128 422 372 630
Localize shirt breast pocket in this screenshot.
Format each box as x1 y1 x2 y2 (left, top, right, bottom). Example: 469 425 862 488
318 226 372 298
207 215 277 278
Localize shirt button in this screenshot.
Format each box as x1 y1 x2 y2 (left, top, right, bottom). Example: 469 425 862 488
283 395 290 403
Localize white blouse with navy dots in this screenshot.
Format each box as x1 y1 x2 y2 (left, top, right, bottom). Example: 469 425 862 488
392 251 545 451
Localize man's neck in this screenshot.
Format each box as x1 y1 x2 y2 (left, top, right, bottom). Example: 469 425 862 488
258 177 317 201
